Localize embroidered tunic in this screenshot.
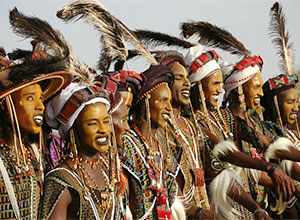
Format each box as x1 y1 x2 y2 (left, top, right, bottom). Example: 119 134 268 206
40 167 122 219
122 129 180 220
0 142 41 220
165 117 210 211
196 108 254 220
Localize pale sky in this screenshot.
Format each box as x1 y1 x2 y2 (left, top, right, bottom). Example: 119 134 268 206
1 0 300 82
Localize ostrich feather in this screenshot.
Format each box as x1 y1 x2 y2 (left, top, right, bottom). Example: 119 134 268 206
269 2 294 75
0 47 6 57
9 7 95 84
57 0 158 69
134 29 195 49
180 21 251 57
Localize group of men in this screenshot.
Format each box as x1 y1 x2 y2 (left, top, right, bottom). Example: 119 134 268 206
0 0 300 220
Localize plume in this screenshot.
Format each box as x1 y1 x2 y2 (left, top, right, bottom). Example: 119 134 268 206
0 47 6 57
57 0 158 71
134 29 195 49
269 2 294 75
180 21 251 57
9 7 95 84
7 49 31 60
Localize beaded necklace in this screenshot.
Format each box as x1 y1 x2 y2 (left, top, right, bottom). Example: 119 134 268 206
133 125 164 172
1 142 32 177
173 114 200 168
79 162 111 210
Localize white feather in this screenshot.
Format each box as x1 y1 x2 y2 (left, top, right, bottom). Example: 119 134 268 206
210 167 241 220
212 140 239 160
264 137 293 162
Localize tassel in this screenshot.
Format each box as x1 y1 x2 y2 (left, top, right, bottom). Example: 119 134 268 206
264 137 293 162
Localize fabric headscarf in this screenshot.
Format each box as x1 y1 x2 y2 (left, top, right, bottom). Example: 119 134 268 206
103 70 144 99
261 74 298 109
133 65 174 107
185 45 221 86
45 82 110 139
222 56 263 98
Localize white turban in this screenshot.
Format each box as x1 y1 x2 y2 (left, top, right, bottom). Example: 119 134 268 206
185 45 221 85
222 62 260 98
45 82 110 139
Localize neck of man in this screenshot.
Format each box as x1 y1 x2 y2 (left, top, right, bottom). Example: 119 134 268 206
136 120 159 150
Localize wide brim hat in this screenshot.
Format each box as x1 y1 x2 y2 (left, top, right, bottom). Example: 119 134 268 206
0 58 72 101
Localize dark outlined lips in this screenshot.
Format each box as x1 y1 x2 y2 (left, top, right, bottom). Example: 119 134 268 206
33 114 44 126
95 135 109 145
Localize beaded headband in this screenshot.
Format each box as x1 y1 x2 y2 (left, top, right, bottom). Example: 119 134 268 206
269 74 298 90
189 50 219 75
137 82 168 103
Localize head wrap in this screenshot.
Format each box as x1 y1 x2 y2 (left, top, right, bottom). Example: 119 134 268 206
261 74 298 109
154 50 186 67
222 56 263 98
134 65 174 107
97 75 123 114
185 45 221 86
104 70 144 99
45 82 110 139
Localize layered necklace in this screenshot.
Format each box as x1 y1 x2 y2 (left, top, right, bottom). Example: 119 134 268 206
75 154 111 211
133 125 167 206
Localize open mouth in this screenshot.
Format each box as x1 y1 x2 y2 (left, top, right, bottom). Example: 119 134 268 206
253 97 260 106
289 113 297 120
95 135 109 146
181 89 190 99
212 95 219 101
162 113 171 121
33 114 44 126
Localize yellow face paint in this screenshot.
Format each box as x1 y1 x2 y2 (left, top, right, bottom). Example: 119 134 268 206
19 100 23 106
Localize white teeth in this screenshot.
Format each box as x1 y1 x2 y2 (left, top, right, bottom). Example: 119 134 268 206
181 89 190 98
254 98 260 105
290 114 297 120
97 137 107 143
33 115 43 125
212 95 218 101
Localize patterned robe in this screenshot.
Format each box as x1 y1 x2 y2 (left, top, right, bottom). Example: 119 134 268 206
122 128 180 219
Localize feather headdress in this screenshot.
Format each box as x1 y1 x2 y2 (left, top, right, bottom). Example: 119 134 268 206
134 29 195 49
180 21 251 58
0 47 6 57
57 0 158 72
9 8 95 84
269 2 294 75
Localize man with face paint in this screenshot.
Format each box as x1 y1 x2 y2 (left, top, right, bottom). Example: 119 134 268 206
153 50 221 219
42 82 127 219
222 56 299 215
0 45 71 219
185 45 277 219
122 65 185 220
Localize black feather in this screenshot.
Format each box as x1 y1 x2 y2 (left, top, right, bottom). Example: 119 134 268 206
269 2 294 75
7 49 31 60
134 29 194 49
0 47 6 57
180 21 250 57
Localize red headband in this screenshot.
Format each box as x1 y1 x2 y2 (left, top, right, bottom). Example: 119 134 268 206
189 50 219 74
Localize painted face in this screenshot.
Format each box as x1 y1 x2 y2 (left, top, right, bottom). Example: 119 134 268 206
12 84 45 135
119 90 133 114
149 84 172 128
243 72 264 109
201 69 223 108
278 87 299 125
170 62 191 106
75 102 111 154
112 99 130 148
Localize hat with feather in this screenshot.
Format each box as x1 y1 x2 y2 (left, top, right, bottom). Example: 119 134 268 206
261 2 298 127
180 21 264 99
4 8 74 102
